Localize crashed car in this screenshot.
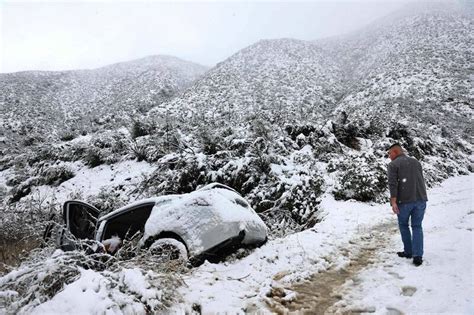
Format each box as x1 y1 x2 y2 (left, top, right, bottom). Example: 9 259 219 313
57 183 268 264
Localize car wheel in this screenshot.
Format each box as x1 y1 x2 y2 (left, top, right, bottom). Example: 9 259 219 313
149 238 188 261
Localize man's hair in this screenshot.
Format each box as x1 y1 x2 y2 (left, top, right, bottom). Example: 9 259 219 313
387 143 403 151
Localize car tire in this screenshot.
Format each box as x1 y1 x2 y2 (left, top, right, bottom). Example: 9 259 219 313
149 238 188 261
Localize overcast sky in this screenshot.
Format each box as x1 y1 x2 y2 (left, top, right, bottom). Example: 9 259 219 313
1 1 412 73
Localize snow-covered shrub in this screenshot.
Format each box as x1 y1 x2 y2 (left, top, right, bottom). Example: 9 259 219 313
127 135 169 163
86 187 130 214
130 119 156 139
58 138 89 162
8 177 40 203
248 114 274 141
0 185 6 201
0 196 60 271
38 165 75 186
387 123 414 151
25 144 61 166
128 137 150 162
309 121 344 160
285 123 317 142
127 118 186 162
258 209 302 239
140 154 207 195
84 146 105 167
333 153 388 202
252 147 324 236
0 234 186 314
21 134 45 147
333 122 362 150
198 128 224 155
83 130 129 167
258 172 324 238
5 171 29 188
133 129 326 236
0 249 84 312
213 159 258 195
0 214 40 273
58 129 77 142
277 175 323 223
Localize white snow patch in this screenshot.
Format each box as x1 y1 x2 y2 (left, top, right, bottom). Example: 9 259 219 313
31 269 145 315
33 160 155 203
334 174 474 314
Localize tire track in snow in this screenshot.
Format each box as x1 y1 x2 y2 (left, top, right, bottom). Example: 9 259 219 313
266 221 398 314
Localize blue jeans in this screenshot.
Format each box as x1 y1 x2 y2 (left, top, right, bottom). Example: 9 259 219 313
397 200 426 257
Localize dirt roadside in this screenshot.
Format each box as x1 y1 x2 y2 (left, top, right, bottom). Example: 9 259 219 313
266 221 399 314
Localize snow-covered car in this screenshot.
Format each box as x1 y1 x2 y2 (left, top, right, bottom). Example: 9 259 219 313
57 183 268 264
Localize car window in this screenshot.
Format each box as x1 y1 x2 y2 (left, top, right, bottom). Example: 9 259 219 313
102 203 154 240
233 197 250 209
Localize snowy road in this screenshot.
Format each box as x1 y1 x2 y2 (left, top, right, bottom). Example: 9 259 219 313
269 175 474 314
269 221 399 314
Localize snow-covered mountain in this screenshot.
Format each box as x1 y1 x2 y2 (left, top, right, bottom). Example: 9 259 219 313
309 2 473 190
321 2 472 137
157 38 344 126
0 55 208 139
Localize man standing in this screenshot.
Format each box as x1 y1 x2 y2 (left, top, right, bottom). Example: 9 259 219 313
387 143 428 266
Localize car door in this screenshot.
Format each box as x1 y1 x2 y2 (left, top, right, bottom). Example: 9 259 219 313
100 202 155 241
63 200 100 240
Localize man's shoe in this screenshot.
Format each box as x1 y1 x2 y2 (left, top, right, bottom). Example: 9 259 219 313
413 256 423 266
397 251 412 258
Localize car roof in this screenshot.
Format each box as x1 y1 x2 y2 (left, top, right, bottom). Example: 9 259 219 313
197 183 239 193
97 183 240 222
98 195 178 222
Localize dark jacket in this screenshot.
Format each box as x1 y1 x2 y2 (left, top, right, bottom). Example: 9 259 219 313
387 154 428 204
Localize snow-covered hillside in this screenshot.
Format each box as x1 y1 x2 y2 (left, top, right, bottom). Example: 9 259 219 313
0 55 208 152
324 2 473 137
158 38 345 125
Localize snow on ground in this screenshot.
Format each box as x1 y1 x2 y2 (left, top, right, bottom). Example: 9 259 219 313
173 174 473 314
172 190 394 312
0 169 12 187
330 174 474 314
33 160 156 204
30 267 168 315
0 168 12 196
14 174 473 314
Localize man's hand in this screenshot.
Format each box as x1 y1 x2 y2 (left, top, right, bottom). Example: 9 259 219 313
391 203 400 214
390 197 399 214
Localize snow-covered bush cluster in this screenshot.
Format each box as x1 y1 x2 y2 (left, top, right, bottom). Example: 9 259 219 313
0 234 187 314
332 153 388 202
38 165 76 187
0 195 59 272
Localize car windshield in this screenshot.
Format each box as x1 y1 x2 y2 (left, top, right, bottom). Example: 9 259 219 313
102 203 154 240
